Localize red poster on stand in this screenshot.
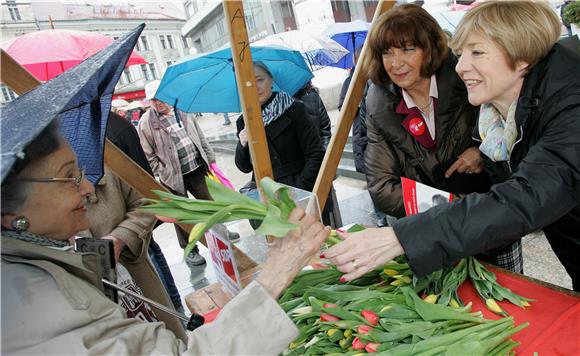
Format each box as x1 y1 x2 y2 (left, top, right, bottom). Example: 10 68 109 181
401 177 454 216
205 228 242 298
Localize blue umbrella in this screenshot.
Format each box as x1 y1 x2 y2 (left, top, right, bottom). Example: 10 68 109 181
155 45 314 113
1 24 144 184
323 20 371 69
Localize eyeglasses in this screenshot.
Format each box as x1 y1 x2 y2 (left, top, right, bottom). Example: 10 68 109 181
21 169 85 192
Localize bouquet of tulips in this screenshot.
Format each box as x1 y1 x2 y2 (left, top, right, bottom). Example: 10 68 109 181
281 266 529 355
143 177 533 317
142 176 305 257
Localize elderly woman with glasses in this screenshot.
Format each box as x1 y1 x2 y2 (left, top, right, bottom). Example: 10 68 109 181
325 1 580 291
1 119 329 353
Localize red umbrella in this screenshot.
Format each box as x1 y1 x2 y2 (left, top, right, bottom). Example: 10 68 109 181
2 29 147 81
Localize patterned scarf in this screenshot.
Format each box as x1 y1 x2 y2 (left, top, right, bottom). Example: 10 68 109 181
262 91 294 127
478 102 518 162
2 229 71 249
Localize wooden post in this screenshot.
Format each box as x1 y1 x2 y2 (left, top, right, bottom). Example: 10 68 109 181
312 0 395 211
0 49 257 270
222 0 273 185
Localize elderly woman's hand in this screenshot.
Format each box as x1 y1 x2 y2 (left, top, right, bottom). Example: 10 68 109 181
324 227 405 282
445 147 484 177
256 207 330 299
239 129 248 147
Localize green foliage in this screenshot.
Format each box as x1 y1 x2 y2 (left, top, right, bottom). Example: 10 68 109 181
563 1 580 25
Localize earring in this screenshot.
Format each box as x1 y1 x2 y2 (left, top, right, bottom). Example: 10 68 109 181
12 216 29 232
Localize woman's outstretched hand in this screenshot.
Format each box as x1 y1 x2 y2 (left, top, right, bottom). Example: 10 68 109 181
256 207 330 299
324 227 405 282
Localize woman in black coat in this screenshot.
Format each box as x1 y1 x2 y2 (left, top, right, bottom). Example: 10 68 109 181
325 2 580 291
235 62 325 192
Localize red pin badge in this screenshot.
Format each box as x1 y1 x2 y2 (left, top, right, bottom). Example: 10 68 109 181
409 117 426 136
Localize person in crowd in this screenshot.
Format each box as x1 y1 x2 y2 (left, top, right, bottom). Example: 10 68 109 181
325 1 580 291
360 4 521 272
294 81 332 150
338 46 369 175
1 119 330 354
105 112 183 311
78 165 187 340
235 62 325 193
294 81 341 227
222 112 231 126
138 80 239 267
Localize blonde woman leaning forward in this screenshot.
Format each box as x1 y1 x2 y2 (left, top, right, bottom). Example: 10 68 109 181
325 1 580 291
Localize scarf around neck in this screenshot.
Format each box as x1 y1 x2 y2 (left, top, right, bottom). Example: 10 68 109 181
2 229 71 249
478 102 518 162
262 91 294 126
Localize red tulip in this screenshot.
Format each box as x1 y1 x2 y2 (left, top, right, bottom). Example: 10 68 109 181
361 309 379 326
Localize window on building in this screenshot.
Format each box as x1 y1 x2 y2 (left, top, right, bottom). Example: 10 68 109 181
160 35 175 50
182 36 189 48
280 0 297 31
140 64 151 81
331 0 352 22
216 20 225 36
119 68 132 85
148 63 158 80
185 0 197 18
363 0 378 22
7 0 22 21
136 36 149 51
245 13 256 31
1 86 17 102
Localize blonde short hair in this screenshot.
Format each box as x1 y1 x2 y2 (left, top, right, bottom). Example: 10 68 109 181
450 1 561 70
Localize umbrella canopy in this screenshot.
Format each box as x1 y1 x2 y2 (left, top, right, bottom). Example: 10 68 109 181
253 30 348 71
155 45 314 113
2 29 146 82
1 24 145 184
323 20 372 69
431 11 467 34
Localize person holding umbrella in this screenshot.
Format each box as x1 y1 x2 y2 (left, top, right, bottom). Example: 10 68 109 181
138 80 239 267
0 31 330 354
325 1 580 291
235 61 325 193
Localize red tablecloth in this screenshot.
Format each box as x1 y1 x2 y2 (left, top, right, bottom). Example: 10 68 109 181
458 267 580 355
203 268 579 355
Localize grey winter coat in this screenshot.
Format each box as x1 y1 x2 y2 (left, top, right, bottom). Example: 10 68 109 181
138 108 215 195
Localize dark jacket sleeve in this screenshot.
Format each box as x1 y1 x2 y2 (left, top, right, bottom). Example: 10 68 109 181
298 90 332 149
393 99 580 277
288 103 325 190
106 112 154 176
234 115 253 173
338 73 352 111
314 93 332 149
352 80 370 174
364 113 406 217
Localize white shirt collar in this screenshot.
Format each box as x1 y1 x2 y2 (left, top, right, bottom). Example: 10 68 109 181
401 74 438 110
